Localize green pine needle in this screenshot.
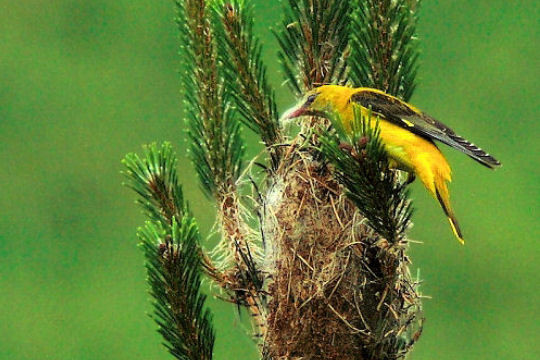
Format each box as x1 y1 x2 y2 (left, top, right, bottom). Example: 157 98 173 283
275 0 352 95
176 0 245 198
349 0 421 101
213 0 283 167
123 142 215 360
122 142 185 226
139 219 215 360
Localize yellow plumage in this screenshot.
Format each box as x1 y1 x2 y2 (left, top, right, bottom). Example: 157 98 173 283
285 85 501 244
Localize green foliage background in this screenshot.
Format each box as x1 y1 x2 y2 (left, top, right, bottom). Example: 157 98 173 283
0 1 538 359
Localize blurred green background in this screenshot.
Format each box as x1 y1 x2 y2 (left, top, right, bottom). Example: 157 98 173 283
1 1 538 359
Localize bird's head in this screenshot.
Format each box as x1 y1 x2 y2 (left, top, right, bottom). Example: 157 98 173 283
283 85 356 121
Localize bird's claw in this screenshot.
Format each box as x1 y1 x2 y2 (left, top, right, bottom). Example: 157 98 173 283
338 142 361 160
338 137 370 161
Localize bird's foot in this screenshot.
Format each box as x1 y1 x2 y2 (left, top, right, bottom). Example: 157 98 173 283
338 136 370 161
339 142 361 161
357 136 369 149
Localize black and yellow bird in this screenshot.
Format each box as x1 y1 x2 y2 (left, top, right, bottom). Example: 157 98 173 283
285 85 501 244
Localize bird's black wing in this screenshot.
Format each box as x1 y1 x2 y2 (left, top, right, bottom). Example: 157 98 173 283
350 89 501 169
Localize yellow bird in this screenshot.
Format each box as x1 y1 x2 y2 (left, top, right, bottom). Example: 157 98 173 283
285 85 501 244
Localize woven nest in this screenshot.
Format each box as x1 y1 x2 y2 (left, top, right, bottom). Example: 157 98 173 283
261 142 423 360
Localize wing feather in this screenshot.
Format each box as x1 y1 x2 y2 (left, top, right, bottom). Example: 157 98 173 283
350 89 501 169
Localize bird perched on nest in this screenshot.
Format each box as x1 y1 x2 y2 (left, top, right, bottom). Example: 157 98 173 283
284 85 501 244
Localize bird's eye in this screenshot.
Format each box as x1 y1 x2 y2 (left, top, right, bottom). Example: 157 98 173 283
305 94 318 106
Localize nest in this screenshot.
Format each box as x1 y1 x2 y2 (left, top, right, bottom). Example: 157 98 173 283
261 144 423 360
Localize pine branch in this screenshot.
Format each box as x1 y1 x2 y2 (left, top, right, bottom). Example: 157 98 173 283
177 1 266 340
319 108 413 244
176 0 254 270
123 143 215 360
349 0 420 101
139 219 214 360
123 143 218 277
122 0 428 358
275 0 353 95
176 0 245 198
123 142 184 226
176 0 253 269
213 0 283 168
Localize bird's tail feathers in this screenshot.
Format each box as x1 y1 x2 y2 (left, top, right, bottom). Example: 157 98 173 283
434 179 465 244
446 133 502 169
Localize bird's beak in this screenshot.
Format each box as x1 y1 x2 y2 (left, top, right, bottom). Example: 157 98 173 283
283 105 307 120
